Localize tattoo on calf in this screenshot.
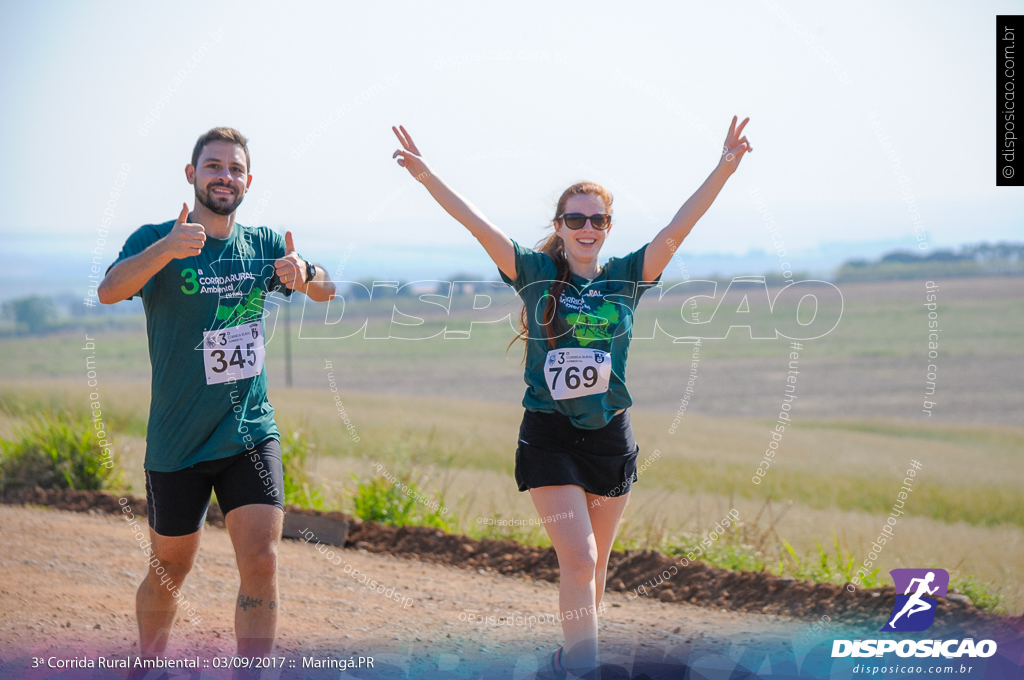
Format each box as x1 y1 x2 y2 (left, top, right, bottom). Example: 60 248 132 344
238 594 263 611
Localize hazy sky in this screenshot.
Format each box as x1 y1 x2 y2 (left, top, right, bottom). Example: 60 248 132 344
1 1 1020 277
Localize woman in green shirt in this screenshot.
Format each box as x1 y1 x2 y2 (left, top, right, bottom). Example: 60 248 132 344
392 119 751 676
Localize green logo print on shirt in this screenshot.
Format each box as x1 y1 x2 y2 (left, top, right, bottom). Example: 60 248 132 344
181 268 199 295
567 300 621 346
216 286 266 327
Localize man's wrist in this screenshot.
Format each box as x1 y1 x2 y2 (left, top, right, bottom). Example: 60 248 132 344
305 261 317 283
150 237 176 266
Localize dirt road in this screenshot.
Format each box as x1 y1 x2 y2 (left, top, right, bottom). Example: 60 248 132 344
0 505 813 677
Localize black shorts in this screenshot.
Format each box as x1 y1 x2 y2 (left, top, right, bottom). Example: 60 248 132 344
514 409 639 498
145 437 284 537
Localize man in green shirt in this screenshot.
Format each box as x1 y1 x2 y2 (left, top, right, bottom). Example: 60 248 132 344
99 127 335 668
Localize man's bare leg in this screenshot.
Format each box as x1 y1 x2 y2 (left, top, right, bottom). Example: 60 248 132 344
136 529 202 656
226 504 284 658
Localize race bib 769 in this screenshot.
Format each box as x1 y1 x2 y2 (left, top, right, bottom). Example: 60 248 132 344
544 347 611 400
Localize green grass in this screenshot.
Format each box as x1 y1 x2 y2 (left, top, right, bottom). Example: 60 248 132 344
834 260 1021 283
5 377 1021 529
310 414 1024 529
624 505 888 591
949 574 1006 614
349 471 452 530
778 535 884 589
280 426 329 510
631 280 1024 360
0 411 125 492
795 419 1024 448
0 390 149 439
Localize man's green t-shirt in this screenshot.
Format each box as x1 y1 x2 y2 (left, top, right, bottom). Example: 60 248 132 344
499 240 661 429
110 220 294 472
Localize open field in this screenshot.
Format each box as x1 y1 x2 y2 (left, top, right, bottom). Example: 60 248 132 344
1 276 1022 612
4 277 1021 425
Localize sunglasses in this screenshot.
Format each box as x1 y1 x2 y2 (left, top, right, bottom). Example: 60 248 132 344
558 213 612 230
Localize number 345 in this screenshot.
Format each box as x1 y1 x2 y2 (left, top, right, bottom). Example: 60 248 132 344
210 343 256 373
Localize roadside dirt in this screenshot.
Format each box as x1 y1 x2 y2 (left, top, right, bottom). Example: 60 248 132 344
4 489 1019 647
0 504 796 676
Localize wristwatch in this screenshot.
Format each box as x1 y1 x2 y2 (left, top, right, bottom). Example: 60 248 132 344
305 261 316 282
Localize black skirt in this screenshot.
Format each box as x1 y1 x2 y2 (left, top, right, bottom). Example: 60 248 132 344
514 408 639 497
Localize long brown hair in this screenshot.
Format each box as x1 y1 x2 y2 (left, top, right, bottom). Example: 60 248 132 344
507 181 614 360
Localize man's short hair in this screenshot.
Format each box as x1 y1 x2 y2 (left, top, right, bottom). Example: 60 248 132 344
192 127 250 173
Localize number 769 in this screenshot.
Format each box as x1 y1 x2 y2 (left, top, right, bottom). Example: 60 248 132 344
547 364 599 390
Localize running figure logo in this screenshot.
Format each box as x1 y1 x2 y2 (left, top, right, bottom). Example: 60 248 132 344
881 568 949 632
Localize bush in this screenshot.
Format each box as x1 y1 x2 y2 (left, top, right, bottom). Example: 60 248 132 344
653 506 886 589
660 516 765 573
280 428 327 510
777 534 883 588
949 574 1005 614
0 414 124 491
350 469 451 531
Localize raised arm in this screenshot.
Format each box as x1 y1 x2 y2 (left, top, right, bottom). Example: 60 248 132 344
98 204 206 304
392 125 516 281
642 116 752 282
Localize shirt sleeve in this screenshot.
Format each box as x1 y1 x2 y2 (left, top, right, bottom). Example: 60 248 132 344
497 239 554 293
105 224 165 300
619 243 662 301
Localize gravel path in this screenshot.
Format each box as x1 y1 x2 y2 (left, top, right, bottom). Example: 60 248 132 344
0 505 807 676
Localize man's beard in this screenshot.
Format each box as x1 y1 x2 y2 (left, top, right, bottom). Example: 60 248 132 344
196 182 244 216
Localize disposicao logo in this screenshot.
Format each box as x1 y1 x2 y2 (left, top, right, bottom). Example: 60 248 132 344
882 568 948 632
831 568 998 659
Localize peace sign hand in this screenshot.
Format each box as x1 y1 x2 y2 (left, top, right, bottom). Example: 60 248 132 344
392 125 433 183
720 115 753 175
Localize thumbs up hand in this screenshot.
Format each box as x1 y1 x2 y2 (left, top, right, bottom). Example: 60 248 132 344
161 203 207 259
274 230 308 289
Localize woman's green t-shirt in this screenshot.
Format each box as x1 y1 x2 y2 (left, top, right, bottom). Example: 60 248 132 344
498 239 661 429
